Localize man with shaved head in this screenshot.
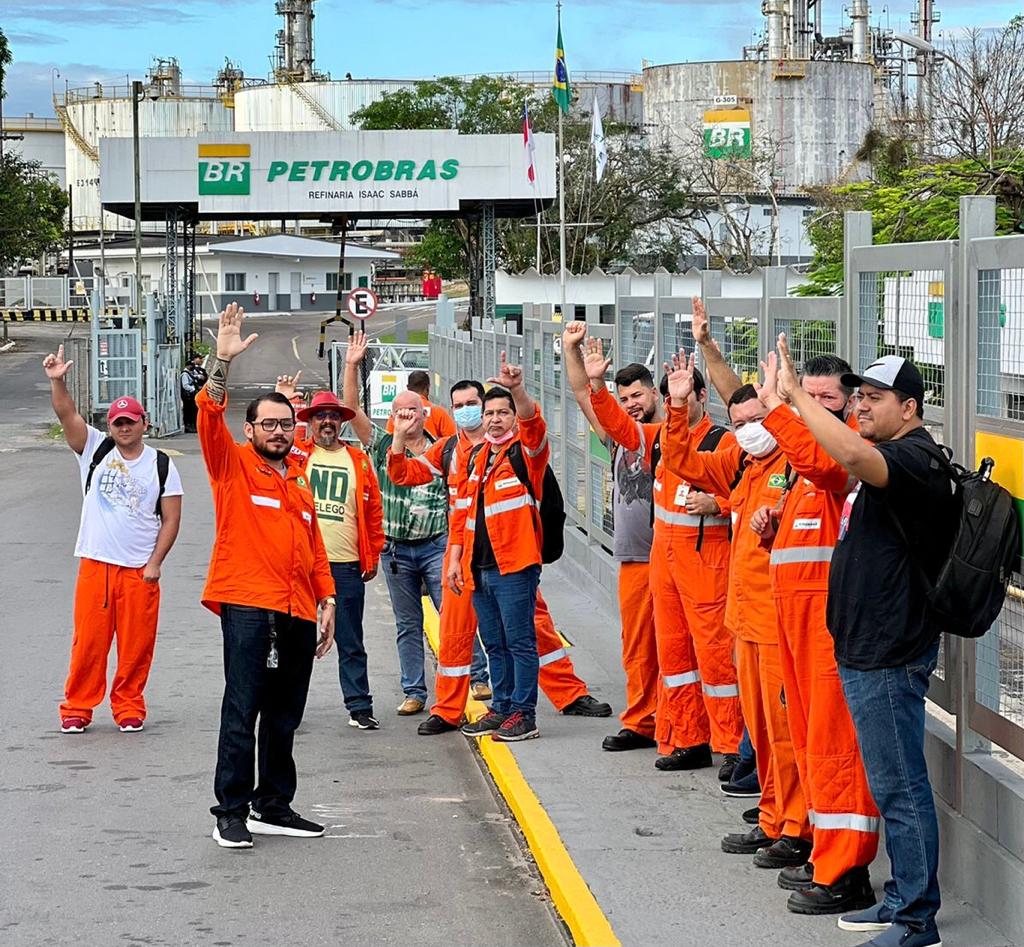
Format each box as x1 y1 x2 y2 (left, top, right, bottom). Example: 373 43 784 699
344 332 457 717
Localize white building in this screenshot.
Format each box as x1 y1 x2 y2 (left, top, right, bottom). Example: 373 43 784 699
5 115 66 186
72 233 400 314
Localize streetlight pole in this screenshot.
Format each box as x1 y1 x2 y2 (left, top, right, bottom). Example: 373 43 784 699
132 80 143 314
893 32 997 167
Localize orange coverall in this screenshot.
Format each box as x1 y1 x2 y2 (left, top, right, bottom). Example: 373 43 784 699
386 396 457 440
388 430 587 724
590 387 743 756
662 403 810 842
763 405 880 884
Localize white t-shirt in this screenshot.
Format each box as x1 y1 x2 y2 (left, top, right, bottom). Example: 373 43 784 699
74 426 184 568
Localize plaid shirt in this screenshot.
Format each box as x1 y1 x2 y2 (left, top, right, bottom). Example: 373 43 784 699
370 425 450 542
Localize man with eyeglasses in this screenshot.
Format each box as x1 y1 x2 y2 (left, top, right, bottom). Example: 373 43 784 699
43 346 183 736
275 376 386 732
197 304 337 850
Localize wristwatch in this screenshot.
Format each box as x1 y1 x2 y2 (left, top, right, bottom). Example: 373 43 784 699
322 596 336 607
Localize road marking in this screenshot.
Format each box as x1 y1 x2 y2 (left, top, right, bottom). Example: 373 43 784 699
291 335 302 364
422 600 620 947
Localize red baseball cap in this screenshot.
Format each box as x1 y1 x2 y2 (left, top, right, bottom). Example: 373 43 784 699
107 396 146 423
295 391 356 423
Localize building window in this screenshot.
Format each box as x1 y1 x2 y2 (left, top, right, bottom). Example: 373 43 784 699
202 273 219 292
225 272 246 292
326 272 353 292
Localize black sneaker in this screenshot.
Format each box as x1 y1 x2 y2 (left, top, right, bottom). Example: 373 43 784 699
462 710 506 736
742 807 760 825
718 753 742 783
246 809 324 838
212 815 253 849
654 743 712 771
722 825 777 855
786 866 875 915
562 695 613 717
492 711 539 742
778 862 815 891
602 729 657 752
418 713 460 736
752 835 813 869
349 711 380 731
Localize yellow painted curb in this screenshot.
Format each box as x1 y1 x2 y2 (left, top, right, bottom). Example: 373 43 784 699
422 599 620 947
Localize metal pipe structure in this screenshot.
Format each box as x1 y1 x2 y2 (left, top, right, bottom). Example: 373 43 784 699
764 0 785 60
275 0 317 81
851 0 871 62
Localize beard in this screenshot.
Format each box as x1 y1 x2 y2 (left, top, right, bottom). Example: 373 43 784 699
313 426 338 448
255 437 291 461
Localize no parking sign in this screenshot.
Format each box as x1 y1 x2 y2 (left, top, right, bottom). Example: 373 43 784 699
347 288 379 320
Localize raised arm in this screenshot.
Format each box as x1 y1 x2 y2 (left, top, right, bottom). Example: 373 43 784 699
43 345 88 455
197 303 258 481
692 296 744 406
341 329 373 447
562 321 608 442
388 410 444 486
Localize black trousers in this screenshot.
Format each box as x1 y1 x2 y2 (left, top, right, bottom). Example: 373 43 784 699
211 606 316 820
182 394 198 432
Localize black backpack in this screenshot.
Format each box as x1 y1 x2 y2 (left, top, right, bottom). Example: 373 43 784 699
85 437 171 517
648 423 729 532
892 448 1020 639
440 434 459 494
470 441 566 564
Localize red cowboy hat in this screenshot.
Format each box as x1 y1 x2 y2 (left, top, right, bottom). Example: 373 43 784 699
295 390 357 423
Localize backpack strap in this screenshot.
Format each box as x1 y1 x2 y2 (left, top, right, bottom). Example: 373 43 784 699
729 450 749 492
697 424 729 453
155 450 170 517
84 437 117 496
440 434 459 493
505 442 537 502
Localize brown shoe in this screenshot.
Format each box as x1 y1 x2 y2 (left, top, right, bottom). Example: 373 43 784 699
396 698 425 716
470 682 492 701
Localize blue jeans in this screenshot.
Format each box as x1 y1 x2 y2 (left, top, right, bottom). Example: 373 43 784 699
212 606 316 820
330 561 371 714
838 640 941 933
380 535 487 699
472 565 541 716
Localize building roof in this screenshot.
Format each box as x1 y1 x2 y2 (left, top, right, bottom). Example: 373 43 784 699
210 234 400 260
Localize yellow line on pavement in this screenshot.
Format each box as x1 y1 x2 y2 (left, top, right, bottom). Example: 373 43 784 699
422 599 620 947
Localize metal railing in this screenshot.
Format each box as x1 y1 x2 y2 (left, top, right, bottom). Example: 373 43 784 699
430 198 1024 781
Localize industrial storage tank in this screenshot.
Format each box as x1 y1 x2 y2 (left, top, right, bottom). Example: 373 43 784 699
642 59 875 191
57 58 236 232
233 79 415 132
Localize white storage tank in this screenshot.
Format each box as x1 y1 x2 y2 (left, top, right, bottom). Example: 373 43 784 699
59 59 235 232
643 59 875 191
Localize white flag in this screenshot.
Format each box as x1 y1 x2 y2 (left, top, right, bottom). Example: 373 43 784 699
591 92 608 183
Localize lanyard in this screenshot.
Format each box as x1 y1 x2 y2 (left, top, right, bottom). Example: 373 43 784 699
838 482 862 541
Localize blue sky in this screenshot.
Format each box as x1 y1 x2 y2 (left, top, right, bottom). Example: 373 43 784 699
2 0 1020 116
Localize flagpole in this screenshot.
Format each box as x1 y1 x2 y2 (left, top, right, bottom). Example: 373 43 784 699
536 213 542 271
557 17 567 315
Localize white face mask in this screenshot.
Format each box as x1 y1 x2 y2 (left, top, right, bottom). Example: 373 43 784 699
734 420 778 458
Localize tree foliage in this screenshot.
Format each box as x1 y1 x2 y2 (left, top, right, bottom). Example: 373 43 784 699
0 153 69 273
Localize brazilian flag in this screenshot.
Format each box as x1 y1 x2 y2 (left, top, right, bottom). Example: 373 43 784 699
552 21 571 114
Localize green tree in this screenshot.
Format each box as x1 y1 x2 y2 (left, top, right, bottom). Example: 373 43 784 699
353 76 702 279
0 153 69 273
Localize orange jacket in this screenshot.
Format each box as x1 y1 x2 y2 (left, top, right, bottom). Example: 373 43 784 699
290 436 386 574
196 388 334 622
450 410 549 584
662 404 790 644
589 386 733 542
387 430 468 514
386 396 457 440
763 405 856 593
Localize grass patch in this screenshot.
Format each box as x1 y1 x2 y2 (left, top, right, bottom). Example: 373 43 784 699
47 423 65 440
377 330 429 344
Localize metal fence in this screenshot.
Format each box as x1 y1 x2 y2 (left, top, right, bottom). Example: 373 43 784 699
430 197 1024 783
0 276 137 312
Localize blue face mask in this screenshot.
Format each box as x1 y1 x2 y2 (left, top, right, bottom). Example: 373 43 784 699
453 403 483 430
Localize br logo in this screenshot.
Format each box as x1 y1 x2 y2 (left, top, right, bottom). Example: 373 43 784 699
198 144 251 196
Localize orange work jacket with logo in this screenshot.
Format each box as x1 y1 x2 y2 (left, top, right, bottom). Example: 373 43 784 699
386 396 457 440
196 388 334 622
387 429 472 516
662 403 790 644
763 406 857 593
590 386 734 543
290 436 386 575
450 411 549 586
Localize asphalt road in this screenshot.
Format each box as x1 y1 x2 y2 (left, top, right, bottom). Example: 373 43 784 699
0 315 564 947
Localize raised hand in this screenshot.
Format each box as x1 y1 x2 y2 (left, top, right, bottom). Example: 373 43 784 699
583 336 612 383
692 296 711 345
776 332 799 401
563 320 587 350
487 350 524 390
663 349 696 405
346 329 369 366
275 370 303 399
42 344 73 380
393 407 420 437
756 352 784 410
216 302 258 361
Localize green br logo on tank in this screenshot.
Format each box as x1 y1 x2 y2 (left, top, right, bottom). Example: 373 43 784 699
198 144 251 196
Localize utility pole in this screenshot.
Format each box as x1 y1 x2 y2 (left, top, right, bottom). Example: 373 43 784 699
132 80 143 314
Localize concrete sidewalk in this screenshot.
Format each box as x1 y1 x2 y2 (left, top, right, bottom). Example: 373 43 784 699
0 431 564 947
498 559 1019 947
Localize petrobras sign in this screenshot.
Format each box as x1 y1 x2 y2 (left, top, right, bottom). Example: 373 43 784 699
100 130 556 218
702 108 752 160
